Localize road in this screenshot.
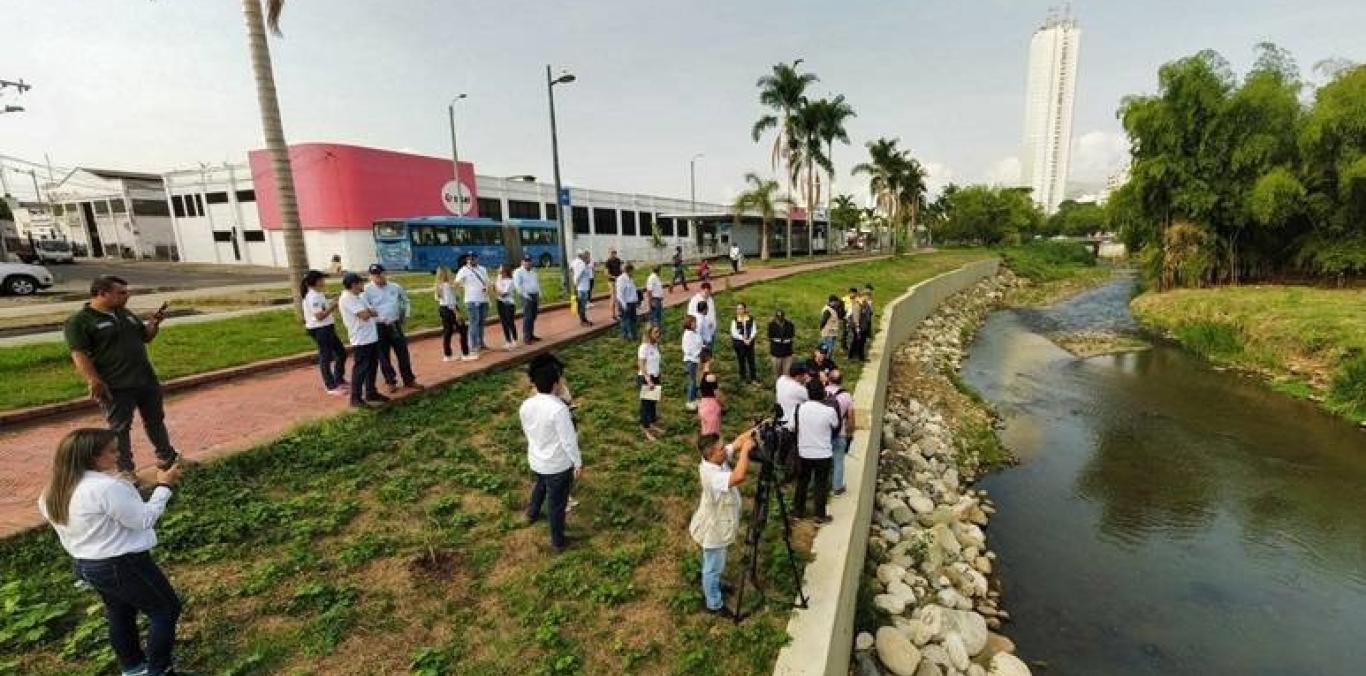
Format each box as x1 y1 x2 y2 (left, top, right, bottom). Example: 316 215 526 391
33 259 288 295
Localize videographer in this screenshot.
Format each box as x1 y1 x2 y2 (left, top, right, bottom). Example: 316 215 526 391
688 429 758 618
39 428 184 676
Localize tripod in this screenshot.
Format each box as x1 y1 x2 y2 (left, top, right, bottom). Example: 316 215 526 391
732 459 809 623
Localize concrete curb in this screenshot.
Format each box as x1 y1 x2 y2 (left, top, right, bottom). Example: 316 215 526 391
0 256 882 429
772 258 1001 676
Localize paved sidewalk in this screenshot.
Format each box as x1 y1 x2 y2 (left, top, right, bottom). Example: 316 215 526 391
0 256 877 537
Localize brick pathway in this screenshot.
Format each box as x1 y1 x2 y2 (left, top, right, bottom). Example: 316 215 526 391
0 257 876 537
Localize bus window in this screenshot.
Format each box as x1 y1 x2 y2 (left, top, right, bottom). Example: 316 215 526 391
411 226 437 245
374 221 406 239
520 228 558 246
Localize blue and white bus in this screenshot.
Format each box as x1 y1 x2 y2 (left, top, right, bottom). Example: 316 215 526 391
372 217 562 271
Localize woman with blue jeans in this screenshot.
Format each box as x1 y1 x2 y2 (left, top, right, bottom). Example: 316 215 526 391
39 428 184 676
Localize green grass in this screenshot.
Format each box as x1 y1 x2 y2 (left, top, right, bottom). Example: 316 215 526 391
985 241 1112 306
0 250 991 675
1132 285 1366 423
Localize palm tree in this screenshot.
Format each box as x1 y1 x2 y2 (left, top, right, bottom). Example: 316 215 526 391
852 138 907 249
243 0 309 311
809 95 856 250
829 193 859 251
898 157 928 249
752 60 818 258
789 101 832 257
732 173 780 261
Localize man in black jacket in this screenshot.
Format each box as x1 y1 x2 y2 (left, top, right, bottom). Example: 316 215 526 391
767 308 795 383
604 249 623 320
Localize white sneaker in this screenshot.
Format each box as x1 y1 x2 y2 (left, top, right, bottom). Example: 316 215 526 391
442 355 455 363
685 401 698 411
468 351 482 360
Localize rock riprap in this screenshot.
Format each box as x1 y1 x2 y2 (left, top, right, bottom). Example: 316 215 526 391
851 273 1032 676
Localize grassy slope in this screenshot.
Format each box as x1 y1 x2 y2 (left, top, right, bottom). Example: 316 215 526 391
1 251 990 675
1131 285 1366 422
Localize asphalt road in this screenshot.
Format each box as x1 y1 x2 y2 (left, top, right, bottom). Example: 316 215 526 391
1 259 289 306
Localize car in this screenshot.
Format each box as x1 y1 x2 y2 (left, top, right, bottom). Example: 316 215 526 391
0 261 56 296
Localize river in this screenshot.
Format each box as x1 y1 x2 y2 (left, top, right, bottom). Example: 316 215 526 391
962 274 1366 675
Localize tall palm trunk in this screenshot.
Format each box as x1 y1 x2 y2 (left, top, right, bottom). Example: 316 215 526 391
243 0 308 313
785 211 792 259
760 218 770 261
806 161 816 257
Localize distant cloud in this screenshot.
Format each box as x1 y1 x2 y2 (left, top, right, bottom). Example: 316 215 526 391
1070 130 1129 184
985 156 1021 186
922 161 957 198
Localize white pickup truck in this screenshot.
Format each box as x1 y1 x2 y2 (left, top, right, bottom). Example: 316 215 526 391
0 261 55 295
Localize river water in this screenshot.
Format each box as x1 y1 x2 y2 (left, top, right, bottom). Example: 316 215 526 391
962 274 1366 675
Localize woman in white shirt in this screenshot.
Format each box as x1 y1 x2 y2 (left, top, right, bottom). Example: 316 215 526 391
434 264 471 362
39 428 183 676
637 324 664 440
300 270 347 394
681 314 703 411
495 263 520 350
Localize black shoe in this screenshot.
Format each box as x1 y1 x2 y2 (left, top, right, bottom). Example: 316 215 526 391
551 538 571 554
367 393 392 403
155 451 181 471
705 606 738 620
720 581 736 594
526 512 541 525
404 381 425 391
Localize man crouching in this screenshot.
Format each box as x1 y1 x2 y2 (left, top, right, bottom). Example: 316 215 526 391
688 429 756 618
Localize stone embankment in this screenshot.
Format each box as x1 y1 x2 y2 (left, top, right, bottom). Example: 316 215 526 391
853 272 1031 676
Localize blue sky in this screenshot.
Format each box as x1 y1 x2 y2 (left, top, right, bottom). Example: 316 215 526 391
4 0 1363 204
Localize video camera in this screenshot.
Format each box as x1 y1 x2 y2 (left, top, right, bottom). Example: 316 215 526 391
749 404 796 470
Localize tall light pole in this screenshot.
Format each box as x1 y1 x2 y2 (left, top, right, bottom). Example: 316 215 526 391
690 153 703 251
546 65 576 296
447 93 468 215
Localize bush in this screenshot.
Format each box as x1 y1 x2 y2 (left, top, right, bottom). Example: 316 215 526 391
1329 355 1366 419
999 240 1096 282
1173 320 1244 361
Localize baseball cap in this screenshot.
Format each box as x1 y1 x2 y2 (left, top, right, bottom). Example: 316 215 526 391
521 254 532 261
466 250 480 258
368 263 385 274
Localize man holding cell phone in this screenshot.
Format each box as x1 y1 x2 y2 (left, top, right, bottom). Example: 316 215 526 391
64 276 180 480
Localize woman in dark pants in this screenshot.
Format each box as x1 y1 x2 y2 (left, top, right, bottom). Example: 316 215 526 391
300 270 347 393
435 264 470 361
39 428 184 676
495 263 520 349
637 324 664 441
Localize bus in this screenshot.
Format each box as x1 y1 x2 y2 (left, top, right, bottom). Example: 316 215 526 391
372 217 562 272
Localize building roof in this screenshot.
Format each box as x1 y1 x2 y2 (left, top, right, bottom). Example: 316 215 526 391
81 167 163 182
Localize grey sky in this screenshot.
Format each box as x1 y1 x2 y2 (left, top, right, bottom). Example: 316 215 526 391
4 0 1363 205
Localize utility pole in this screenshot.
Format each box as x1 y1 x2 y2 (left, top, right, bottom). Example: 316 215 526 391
546 65 576 298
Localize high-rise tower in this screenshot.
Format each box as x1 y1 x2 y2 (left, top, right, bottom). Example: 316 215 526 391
1021 9 1080 214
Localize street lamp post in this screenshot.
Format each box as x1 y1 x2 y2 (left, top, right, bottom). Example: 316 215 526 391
546 65 576 296
447 93 468 214
689 153 703 251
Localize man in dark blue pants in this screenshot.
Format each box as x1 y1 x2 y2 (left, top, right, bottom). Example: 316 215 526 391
519 354 584 552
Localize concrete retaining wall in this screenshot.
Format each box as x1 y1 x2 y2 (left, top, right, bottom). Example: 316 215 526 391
773 257 1001 676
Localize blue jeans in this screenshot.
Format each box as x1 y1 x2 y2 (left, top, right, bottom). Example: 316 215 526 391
576 289 591 323
832 435 850 491
466 301 488 350
75 551 181 676
649 296 663 326
619 301 638 340
684 360 699 402
702 546 727 610
819 335 836 356
522 293 539 339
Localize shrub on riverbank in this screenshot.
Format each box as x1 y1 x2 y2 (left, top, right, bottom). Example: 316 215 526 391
995 241 1109 306
1132 285 1366 422
0 252 992 674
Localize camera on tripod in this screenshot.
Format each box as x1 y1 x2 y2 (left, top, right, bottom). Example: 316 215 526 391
732 404 808 622
748 404 795 470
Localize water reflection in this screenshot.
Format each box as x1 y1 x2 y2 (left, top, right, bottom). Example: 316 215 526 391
965 277 1366 675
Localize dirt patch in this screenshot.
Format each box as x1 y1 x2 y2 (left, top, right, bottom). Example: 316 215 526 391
1050 330 1151 358
407 548 465 583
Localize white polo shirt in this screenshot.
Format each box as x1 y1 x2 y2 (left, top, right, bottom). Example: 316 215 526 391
638 342 662 377
646 272 665 299
454 264 490 304
38 471 172 560
363 281 407 323
513 266 541 298
519 393 583 475
796 400 840 459
301 289 334 330
775 375 809 430
570 258 593 292
682 328 704 363
615 273 639 307
339 291 378 346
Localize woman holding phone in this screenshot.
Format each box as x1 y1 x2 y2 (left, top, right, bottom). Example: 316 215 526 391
39 428 184 676
301 270 347 394
434 264 470 361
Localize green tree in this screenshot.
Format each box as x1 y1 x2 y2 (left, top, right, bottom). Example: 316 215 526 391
829 194 860 250
732 173 780 261
937 185 1043 246
1046 200 1108 237
752 60 818 258
809 95 856 251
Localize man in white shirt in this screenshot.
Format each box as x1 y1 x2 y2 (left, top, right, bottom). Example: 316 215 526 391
793 379 839 523
520 354 584 553
339 273 388 407
645 265 666 327
728 243 742 273
364 264 420 393
615 262 640 341
688 429 756 617
570 250 594 326
688 282 717 350
512 254 543 343
775 362 810 430
454 252 491 354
